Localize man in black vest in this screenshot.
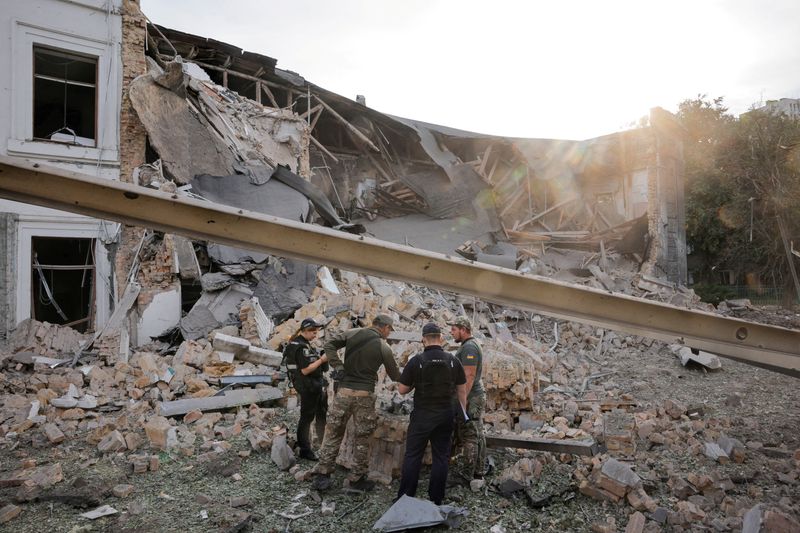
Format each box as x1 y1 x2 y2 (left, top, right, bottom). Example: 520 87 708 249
396 323 467 505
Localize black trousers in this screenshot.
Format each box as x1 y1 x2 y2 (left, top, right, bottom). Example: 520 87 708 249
297 385 327 452
397 406 455 505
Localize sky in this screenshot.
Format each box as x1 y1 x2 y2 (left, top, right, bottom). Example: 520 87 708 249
140 0 800 140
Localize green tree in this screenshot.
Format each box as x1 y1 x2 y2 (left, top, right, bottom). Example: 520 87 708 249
678 96 800 304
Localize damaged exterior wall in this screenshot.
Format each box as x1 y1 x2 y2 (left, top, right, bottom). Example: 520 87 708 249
0 213 18 347
645 108 687 284
0 0 124 339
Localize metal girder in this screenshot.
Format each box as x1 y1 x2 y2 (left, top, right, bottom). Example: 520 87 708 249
1 157 798 377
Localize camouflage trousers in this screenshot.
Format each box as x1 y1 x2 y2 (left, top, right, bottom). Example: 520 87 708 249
312 389 377 482
453 392 486 478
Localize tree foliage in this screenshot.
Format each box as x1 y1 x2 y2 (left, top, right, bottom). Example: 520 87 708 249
678 95 800 298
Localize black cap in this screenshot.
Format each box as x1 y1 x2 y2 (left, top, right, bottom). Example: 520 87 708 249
422 323 441 336
300 318 324 330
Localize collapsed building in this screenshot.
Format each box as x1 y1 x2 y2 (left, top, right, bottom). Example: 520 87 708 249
0 0 687 348
5 1 799 532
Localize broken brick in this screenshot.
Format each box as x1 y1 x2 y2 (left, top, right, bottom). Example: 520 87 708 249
0 504 22 524
624 511 646 533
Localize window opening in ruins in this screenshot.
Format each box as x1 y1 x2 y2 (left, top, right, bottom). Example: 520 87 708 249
31 237 95 333
33 46 97 146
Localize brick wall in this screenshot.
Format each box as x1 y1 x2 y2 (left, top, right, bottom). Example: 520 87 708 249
115 0 148 295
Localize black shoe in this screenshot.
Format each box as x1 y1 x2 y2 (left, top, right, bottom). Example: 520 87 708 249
299 449 318 461
347 477 375 493
312 473 332 491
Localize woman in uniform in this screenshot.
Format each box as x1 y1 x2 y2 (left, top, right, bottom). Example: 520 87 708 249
283 318 329 460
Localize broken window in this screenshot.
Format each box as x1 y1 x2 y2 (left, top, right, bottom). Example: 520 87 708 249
31 237 95 333
33 46 97 146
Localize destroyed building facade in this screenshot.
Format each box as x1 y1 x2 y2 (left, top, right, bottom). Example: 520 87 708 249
0 0 127 342
0 0 686 350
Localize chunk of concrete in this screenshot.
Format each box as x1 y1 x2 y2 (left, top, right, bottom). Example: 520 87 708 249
678 347 722 371
373 495 445 532
253 258 318 322
270 434 295 471
180 305 221 341
600 458 642 489
201 272 235 292
80 505 118 520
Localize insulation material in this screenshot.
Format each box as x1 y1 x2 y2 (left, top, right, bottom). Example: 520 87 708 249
253 258 318 322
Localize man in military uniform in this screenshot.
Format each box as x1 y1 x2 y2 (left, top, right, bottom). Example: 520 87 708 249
397 323 467 505
450 315 487 480
311 314 401 492
282 318 328 460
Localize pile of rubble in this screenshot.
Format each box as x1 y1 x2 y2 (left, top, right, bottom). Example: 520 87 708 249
1 260 798 531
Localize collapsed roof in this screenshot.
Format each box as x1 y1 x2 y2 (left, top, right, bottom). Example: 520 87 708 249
143 24 686 285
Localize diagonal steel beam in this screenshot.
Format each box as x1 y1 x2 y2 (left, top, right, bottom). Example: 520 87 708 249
1 157 798 377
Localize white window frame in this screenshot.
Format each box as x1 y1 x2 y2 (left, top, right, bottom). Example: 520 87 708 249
8 20 119 164
16 216 112 331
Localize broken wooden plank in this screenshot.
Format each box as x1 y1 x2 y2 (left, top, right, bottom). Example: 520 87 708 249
157 387 283 417
478 143 494 177
486 435 600 456
314 94 380 152
505 229 552 242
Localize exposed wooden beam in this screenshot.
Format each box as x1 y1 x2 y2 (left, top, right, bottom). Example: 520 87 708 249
261 83 279 108
300 103 323 120
309 135 340 163
313 94 380 152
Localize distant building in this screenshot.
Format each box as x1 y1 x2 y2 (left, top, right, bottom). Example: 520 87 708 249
754 98 800 118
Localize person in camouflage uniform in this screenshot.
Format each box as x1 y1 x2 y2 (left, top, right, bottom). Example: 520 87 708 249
310 314 401 492
449 315 487 480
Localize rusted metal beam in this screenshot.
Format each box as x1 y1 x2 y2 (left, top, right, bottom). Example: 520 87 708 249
1 157 798 377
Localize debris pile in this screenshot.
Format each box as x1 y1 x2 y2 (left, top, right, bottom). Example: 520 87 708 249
1 263 799 531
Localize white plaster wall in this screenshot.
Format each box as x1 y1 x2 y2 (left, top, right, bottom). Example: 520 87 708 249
628 169 649 219
137 289 182 346
0 0 123 330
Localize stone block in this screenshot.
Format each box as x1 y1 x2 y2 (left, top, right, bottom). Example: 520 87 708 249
98 430 127 453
